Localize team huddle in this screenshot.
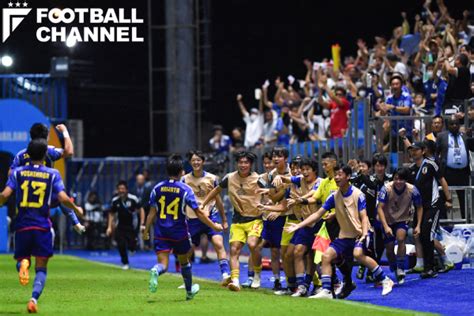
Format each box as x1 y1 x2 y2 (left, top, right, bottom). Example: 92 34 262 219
0 123 456 312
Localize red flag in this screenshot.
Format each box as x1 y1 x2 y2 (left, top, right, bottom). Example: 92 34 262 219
312 222 331 264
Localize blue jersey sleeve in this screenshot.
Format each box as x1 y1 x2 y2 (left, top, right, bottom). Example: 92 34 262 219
290 176 302 187
313 179 321 191
149 189 157 208
6 170 17 190
276 118 283 132
358 193 366 212
48 146 64 161
412 186 422 207
377 185 388 203
184 187 199 210
61 207 80 225
10 153 21 170
322 193 336 211
52 171 65 195
403 94 412 107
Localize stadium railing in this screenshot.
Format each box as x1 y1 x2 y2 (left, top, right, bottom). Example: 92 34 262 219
369 99 473 169
0 74 68 120
221 98 372 177
440 185 474 225
67 157 167 207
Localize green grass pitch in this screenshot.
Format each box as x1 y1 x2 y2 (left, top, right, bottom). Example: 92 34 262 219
0 255 432 315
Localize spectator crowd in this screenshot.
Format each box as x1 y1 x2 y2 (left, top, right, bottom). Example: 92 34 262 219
209 1 473 156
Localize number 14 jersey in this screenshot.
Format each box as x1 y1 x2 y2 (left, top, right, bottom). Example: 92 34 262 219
149 179 199 240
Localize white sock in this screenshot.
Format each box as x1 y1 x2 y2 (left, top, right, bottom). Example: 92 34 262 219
415 258 424 268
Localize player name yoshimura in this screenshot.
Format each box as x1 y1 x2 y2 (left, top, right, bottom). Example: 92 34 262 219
19 170 50 179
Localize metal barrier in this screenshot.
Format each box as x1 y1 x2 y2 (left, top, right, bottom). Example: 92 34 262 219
282 98 373 175
369 115 433 169
67 157 167 207
369 99 473 169
440 185 474 225
0 74 68 120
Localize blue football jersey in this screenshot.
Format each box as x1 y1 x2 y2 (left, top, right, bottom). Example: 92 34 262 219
149 179 199 240
7 164 65 231
10 146 64 170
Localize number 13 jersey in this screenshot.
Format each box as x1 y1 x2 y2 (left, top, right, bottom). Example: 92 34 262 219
7 164 65 232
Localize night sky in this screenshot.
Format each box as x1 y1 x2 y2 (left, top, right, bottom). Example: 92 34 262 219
1 0 471 156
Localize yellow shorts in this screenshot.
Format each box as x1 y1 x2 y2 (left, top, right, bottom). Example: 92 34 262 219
281 217 300 246
229 219 263 244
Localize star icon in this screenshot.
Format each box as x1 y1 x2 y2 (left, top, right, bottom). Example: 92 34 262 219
8 2 13 7
15 1 20 7
22 1 27 7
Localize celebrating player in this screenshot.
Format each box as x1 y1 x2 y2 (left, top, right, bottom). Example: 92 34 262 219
202 151 263 291
269 158 322 297
182 150 230 284
10 123 74 172
8 122 84 233
286 165 394 298
143 154 223 300
0 139 83 313
377 167 423 284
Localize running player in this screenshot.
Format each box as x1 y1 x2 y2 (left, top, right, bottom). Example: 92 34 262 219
0 139 83 313
9 123 83 234
271 158 321 297
242 152 274 288
182 150 230 284
377 167 423 284
286 165 394 298
257 146 290 290
275 156 303 294
352 154 392 282
202 151 263 292
288 152 343 296
106 181 145 270
143 154 223 300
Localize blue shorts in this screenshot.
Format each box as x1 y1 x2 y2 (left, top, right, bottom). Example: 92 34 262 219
154 235 192 255
188 211 222 246
383 222 409 244
14 229 53 260
261 216 286 248
290 222 321 248
329 238 356 262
